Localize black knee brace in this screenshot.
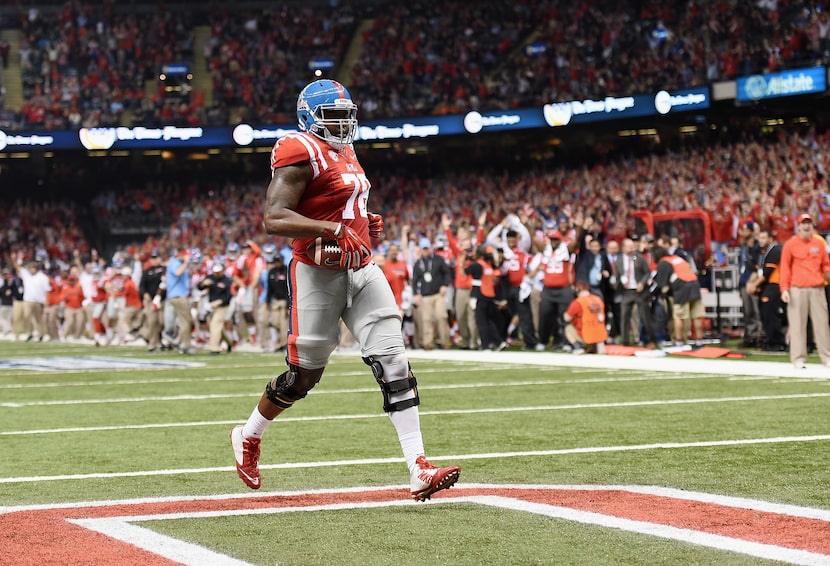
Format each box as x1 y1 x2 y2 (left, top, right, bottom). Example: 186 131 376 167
363 356 420 413
265 365 306 410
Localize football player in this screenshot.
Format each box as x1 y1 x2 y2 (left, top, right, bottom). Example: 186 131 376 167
230 79 460 501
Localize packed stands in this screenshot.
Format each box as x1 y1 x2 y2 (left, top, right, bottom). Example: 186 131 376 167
1 1 829 128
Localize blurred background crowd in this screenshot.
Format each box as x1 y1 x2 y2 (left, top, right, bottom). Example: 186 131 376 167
1 0 829 354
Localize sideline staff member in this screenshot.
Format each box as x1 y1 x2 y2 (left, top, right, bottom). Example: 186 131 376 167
779 213 830 368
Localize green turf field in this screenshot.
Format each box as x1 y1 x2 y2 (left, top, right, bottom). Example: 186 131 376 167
0 340 828 565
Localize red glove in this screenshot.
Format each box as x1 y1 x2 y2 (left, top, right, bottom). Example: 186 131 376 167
330 223 371 269
367 212 384 240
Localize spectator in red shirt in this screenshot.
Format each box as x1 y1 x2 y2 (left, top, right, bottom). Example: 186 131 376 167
44 271 64 341
60 272 86 340
382 243 410 313
117 266 143 344
779 213 830 368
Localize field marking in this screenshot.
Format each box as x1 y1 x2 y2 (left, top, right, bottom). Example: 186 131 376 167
68 517 256 566
0 357 496 378
5 375 828 408
406 348 830 380
2 434 828 485
5 483 829 520
467 496 830 566
0 367 696 391
0 366 552 389
51 486 830 566
3 391 830 435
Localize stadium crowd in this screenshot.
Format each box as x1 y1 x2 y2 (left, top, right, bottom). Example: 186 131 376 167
1 0 830 128
1 127 829 360
2 1 830 364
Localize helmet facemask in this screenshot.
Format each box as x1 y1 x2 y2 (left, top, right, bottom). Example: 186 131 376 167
297 80 358 150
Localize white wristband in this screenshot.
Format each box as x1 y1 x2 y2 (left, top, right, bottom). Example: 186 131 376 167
332 223 343 238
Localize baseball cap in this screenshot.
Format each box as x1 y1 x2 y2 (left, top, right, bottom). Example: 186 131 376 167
557 214 570 224
419 237 432 249
546 229 563 240
212 262 224 273
149 248 160 258
798 213 814 224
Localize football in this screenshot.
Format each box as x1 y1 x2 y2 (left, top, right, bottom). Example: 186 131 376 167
305 237 344 269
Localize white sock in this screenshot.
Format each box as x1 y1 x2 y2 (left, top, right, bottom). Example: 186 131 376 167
388 407 424 474
242 407 272 439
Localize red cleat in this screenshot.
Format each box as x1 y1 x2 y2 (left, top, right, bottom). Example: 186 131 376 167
410 456 460 501
230 425 262 489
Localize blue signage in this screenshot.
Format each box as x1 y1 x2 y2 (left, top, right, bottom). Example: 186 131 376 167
524 43 547 56
736 66 827 102
160 63 190 76
0 87 711 153
542 87 710 127
308 58 335 71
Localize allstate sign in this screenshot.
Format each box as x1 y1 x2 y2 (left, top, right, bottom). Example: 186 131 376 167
737 66 827 102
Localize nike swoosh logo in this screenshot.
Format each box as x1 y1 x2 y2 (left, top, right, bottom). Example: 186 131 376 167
237 466 260 486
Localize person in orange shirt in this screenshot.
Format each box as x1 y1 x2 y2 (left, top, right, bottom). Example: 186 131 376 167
442 213 478 350
779 213 830 368
233 240 265 347
116 266 143 344
382 243 409 313
563 280 607 355
464 244 506 351
43 270 64 341
60 272 86 340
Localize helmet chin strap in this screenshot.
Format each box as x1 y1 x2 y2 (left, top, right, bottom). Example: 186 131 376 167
312 123 353 149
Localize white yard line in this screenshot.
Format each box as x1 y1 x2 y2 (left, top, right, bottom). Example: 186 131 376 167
58 489 830 566
3 391 829 431
1 434 829 485
0 365 532 388
404 349 830 379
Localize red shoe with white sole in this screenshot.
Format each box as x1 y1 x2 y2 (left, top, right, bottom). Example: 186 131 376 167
410 455 460 501
230 425 262 489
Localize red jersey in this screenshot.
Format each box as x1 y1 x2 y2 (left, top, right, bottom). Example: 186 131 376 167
237 242 264 286
445 227 473 289
382 259 409 308
271 132 371 269
122 278 142 308
541 245 574 288
91 279 108 304
504 248 530 287
772 213 795 242
60 282 85 309
47 277 64 306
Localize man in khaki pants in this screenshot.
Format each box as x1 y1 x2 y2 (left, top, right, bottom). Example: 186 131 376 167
17 261 50 341
412 237 452 350
779 213 830 368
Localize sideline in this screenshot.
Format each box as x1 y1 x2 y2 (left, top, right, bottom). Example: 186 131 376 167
400 348 830 379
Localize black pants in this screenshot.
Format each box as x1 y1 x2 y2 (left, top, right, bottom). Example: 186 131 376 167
759 284 786 348
620 288 656 346
474 297 502 349
539 286 575 346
